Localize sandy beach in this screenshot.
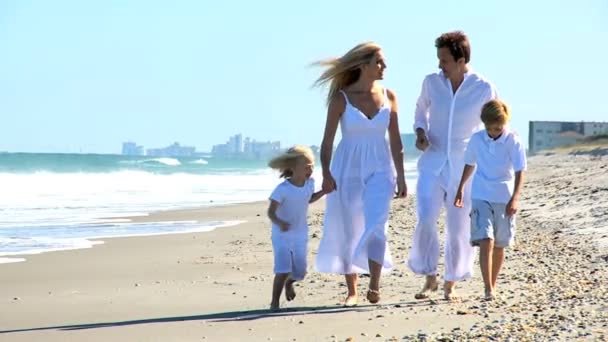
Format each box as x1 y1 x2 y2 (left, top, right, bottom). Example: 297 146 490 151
1 148 607 341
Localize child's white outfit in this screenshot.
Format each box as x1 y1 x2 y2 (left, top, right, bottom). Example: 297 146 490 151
269 178 314 280
464 128 527 247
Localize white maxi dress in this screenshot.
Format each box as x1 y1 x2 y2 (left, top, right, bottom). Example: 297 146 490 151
316 89 396 274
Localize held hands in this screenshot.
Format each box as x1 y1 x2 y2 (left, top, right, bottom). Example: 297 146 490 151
394 176 407 198
322 172 337 193
454 189 464 208
506 198 518 217
279 221 291 232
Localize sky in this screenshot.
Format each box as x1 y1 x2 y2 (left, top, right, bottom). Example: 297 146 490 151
1 0 606 154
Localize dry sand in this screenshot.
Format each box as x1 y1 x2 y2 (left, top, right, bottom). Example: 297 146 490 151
1 149 607 341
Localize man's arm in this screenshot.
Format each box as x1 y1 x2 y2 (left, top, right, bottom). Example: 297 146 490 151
414 77 430 151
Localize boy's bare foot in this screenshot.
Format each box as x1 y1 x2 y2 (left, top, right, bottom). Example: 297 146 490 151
443 281 460 301
343 295 358 307
269 302 280 312
414 275 439 300
284 280 296 301
484 288 496 301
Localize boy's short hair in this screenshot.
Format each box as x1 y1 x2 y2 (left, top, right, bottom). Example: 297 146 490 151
481 99 511 125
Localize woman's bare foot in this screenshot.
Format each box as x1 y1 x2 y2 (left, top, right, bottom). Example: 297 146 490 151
343 294 358 307
443 281 460 301
366 289 380 304
284 280 296 301
414 275 439 300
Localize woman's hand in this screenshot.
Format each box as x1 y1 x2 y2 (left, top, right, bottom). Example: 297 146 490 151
322 172 337 193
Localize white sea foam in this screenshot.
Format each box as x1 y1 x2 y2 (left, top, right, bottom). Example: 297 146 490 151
0 159 418 258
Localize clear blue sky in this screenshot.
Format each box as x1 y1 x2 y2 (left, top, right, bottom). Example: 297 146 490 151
1 0 606 153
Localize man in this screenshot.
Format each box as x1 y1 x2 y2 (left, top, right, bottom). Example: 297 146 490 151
408 31 498 300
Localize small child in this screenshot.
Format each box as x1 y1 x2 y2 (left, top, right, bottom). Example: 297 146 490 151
454 99 527 301
267 145 326 311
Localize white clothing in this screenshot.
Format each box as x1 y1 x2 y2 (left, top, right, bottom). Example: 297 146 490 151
409 70 497 281
269 178 314 279
464 129 527 204
316 89 396 274
408 166 475 281
414 70 498 177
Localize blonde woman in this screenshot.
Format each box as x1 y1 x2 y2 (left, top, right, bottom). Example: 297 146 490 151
313 42 407 306
267 145 327 311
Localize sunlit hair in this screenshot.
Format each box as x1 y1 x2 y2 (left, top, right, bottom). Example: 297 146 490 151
312 42 382 106
268 145 315 178
481 99 511 126
435 31 471 63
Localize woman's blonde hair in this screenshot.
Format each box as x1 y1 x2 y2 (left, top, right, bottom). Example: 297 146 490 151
481 99 511 125
268 145 315 178
312 42 382 105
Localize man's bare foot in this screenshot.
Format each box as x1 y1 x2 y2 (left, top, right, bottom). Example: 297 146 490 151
269 302 280 312
343 294 358 307
414 275 439 300
284 280 296 301
444 281 460 301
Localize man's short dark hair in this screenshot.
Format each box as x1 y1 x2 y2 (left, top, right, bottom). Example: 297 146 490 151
435 31 470 63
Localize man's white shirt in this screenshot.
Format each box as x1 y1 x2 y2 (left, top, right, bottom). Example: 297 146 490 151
414 70 498 177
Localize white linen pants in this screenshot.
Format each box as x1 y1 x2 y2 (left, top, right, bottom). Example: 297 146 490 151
407 166 475 281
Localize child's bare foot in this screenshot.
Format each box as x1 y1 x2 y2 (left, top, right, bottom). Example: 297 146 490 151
443 281 460 301
484 287 496 301
284 280 296 301
269 302 280 312
414 275 439 300
343 294 358 307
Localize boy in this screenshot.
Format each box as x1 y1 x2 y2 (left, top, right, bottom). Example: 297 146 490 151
454 99 526 300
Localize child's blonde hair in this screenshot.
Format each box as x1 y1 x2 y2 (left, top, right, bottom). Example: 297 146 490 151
268 145 315 178
481 99 511 125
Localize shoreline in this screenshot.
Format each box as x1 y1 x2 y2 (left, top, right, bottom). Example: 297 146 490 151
0 201 268 263
0 151 606 341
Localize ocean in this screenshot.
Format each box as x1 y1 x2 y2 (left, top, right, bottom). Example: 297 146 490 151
0 153 418 262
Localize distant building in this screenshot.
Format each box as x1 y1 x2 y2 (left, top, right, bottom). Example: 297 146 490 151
122 142 144 156
228 134 244 154
529 121 608 154
212 134 281 160
147 142 196 157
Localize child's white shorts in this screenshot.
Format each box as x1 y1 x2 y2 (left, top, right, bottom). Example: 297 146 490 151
272 237 307 280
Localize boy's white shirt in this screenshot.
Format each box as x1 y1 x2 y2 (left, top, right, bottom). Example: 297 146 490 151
464 129 527 203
